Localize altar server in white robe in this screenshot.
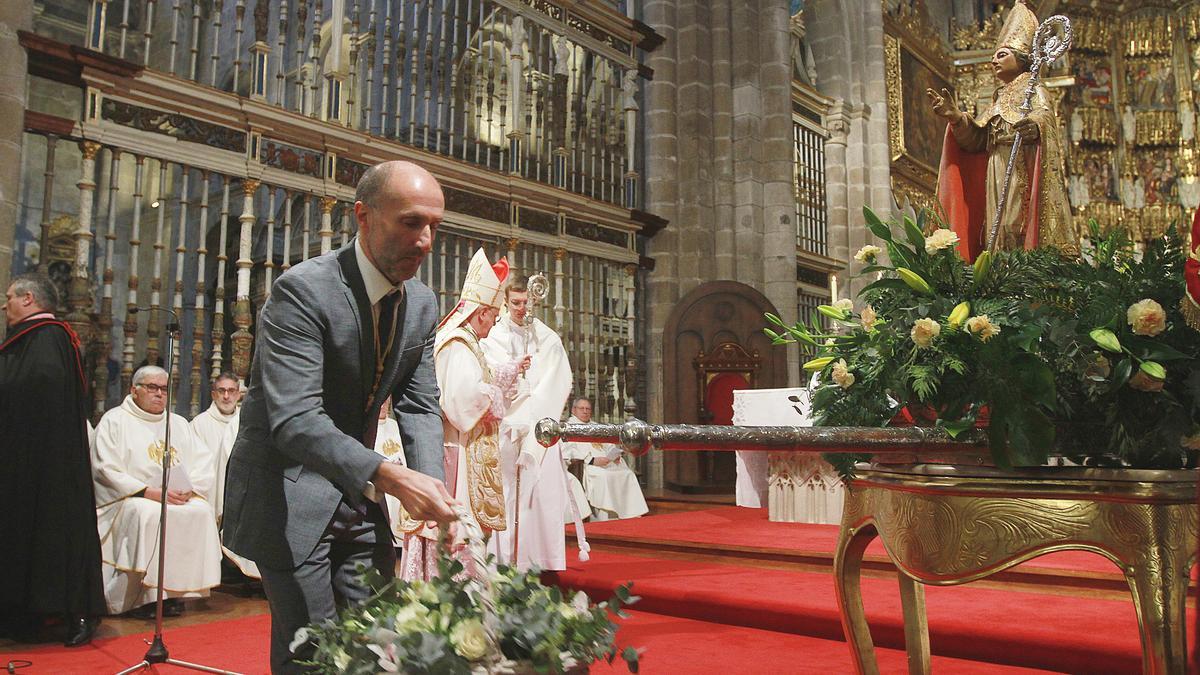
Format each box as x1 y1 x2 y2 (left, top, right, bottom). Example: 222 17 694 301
190 371 240 519
562 398 648 521
91 366 222 616
435 250 527 568
481 275 589 571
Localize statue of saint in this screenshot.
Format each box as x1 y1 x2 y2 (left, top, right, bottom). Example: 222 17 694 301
925 0 1076 260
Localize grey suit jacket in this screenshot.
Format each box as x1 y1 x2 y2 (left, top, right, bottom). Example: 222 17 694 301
222 241 444 569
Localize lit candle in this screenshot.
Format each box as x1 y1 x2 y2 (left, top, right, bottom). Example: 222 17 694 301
829 272 838 303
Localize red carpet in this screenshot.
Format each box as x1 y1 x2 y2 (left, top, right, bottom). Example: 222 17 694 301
549 548 1195 674
592 610 1063 674
2 614 271 674
1 609 1061 675
575 505 1129 579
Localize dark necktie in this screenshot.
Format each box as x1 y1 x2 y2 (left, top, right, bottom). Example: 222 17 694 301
363 288 403 451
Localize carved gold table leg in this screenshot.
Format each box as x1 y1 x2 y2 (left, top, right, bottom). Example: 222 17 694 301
835 464 1198 674
1120 505 1193 674
897 573 931 675
834 521 881 675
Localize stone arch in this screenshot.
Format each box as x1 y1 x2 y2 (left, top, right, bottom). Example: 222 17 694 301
660 280 788 492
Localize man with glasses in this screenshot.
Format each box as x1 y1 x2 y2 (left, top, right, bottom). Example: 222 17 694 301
191 372 241 521
91 365 222 619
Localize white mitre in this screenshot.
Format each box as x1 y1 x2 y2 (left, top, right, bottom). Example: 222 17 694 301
435 248 510 351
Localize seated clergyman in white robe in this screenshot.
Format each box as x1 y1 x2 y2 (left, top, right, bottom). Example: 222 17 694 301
562 399 648 521
190 371 241 519
91 366 222 615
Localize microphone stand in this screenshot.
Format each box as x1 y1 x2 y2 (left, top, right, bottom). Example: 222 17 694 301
116 307 237 675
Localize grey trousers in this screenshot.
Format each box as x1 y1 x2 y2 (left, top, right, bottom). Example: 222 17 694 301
258 500 395 674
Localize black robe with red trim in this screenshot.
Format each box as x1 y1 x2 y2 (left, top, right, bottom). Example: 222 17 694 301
0 316 105 619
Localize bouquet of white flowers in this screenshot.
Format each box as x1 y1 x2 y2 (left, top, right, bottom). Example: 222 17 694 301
294 506 640 674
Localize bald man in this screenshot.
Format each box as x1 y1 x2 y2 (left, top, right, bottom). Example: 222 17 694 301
223 160 458 673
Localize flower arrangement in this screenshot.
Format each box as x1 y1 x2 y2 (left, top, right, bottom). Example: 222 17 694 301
766 207 1200 476
296 512 640 674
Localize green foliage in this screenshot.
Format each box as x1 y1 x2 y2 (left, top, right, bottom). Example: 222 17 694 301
297 554 640 674
769 208 1200 477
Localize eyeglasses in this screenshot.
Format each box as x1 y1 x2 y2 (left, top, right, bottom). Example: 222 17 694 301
136 383 169 394
214 387 240 395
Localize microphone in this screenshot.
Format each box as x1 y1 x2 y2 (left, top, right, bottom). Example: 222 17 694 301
129 306 190 332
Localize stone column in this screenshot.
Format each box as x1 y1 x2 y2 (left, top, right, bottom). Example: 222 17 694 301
0 0 32 291
641 0 680 490
758 0 801 385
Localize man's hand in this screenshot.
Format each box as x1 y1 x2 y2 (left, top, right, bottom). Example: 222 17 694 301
593 457 612 468
372 463 458 525
517 355 532 374
142 487 192 505
167 489 193 505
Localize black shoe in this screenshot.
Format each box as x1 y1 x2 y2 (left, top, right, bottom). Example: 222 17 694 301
163 599 185 617
64 616 100 647
128 603 158 620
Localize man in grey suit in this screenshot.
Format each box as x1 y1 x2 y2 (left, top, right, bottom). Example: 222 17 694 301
223 161 457 673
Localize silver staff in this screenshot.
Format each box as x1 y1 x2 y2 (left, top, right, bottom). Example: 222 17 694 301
988 15 1072 250
521 272 549 362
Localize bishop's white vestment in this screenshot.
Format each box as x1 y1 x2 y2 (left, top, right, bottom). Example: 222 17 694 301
562 416 649 520
481 315 584 571
91 396 222 613
436 325 518 555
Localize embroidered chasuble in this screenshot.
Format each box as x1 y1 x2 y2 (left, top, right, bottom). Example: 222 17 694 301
435 326 509 537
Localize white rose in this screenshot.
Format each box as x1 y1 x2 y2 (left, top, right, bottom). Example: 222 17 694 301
965 315 1001 342
910 318 941 348
1126 299 1166 337
450 619 490 661
854 244 881 263
924 228 960 254
831 359 856 389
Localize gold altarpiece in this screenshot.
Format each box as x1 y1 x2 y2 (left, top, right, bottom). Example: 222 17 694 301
884 0 956 217
949 1 1200 244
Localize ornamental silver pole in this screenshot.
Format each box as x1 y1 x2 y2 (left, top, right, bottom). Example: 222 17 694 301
535 418 986 460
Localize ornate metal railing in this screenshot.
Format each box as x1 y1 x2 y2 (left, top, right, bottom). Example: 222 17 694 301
17 0 661 423
51 0 653 208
